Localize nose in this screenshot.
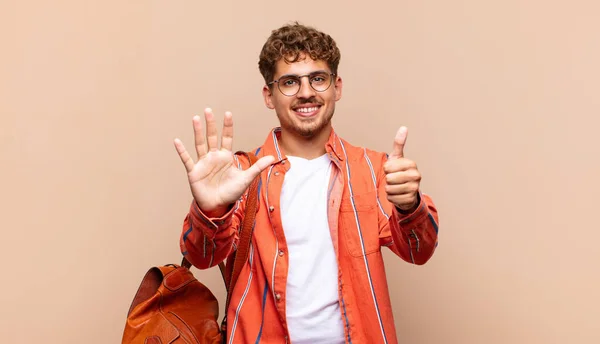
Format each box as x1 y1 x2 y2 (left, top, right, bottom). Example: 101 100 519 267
296 76 316 99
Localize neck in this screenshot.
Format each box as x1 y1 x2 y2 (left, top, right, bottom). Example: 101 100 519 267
278 125 332 160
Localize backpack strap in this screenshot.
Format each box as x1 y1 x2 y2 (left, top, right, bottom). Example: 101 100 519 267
225 151 260 303
215 151 261 337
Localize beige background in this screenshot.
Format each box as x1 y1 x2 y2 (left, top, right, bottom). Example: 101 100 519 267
1 0 599 343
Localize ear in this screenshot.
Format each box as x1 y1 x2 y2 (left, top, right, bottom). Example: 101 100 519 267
263 85 275 109
334 75 343 101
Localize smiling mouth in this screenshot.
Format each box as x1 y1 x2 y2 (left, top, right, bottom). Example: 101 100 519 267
293 105 322 117
296 106 319 113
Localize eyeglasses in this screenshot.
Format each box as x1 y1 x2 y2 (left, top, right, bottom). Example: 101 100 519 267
267 71 336 96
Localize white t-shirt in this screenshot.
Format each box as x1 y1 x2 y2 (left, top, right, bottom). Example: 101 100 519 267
280 154 345 344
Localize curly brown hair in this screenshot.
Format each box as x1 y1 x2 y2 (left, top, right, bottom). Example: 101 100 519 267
258 22 341 85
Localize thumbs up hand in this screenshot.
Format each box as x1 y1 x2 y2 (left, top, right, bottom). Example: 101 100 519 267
383 127 422 212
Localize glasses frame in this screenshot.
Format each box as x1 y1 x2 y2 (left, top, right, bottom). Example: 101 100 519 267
267 71 337 97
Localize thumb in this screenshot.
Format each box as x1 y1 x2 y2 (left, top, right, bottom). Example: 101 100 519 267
244 155 276 181
389 126 408 159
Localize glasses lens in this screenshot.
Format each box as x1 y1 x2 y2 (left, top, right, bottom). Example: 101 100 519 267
309 73 332 92
278 76 300 96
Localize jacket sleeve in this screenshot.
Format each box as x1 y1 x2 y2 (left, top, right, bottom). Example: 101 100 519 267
179 154 249 269
376 153 440 265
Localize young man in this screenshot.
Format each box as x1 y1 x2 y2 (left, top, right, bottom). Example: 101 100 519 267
174 23 439 344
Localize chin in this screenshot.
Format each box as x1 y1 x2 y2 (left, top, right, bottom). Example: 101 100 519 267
293 119 332 138
296 128 317 138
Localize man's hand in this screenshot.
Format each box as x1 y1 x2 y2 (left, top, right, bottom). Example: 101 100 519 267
383 126 421 212
173 108 275 217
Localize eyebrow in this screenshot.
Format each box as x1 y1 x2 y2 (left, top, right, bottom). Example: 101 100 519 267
278 69 329 79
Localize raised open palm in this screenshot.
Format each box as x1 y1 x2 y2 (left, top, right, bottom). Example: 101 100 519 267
174 108 275 216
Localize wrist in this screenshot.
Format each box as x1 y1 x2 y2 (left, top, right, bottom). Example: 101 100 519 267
395 192 421 214
198 203 232 218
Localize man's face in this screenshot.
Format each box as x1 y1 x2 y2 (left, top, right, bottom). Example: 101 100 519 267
263 56 343 138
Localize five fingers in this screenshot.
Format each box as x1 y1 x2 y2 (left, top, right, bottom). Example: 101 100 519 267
175 108 236 172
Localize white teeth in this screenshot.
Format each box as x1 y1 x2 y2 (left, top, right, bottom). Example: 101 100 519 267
296 107 318 113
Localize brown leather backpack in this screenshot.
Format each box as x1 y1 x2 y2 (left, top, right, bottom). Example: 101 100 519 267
122 152 260 344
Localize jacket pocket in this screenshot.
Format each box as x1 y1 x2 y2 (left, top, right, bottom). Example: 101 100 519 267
339 190 380 257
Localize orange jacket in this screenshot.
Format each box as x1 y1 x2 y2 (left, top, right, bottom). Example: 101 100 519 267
180 128 439 344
